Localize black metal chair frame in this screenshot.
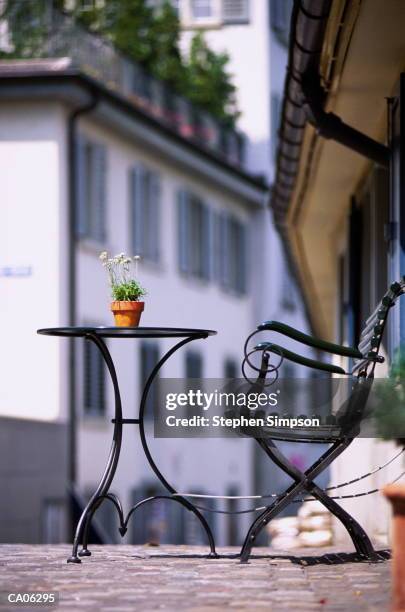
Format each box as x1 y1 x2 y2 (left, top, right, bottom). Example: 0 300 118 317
239 279 405 563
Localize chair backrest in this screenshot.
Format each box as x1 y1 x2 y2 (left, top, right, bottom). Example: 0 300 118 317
352 278 405 377
335 279 405 435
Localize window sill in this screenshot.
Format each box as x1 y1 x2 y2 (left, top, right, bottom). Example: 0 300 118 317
220 285 248 299
222 19 250 25
181 20 222 30
179 271 211 288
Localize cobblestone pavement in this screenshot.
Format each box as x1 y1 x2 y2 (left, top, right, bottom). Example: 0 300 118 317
0 545 392 611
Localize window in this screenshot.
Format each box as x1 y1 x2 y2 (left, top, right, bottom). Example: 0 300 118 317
217 212 247 294
140 342 160 421
191 0 213 18
184 0 221 25
178 190 211 280
270 0 293 47
131 482 180 544
76 136 107 243
343 167 389 347
183 489 216 543
84 339 106 416
185 351 203 378
130 166 160 262
222 0 249 23
132 65 152 100
389 74 405 352
183 0 247 26
224 357 238 379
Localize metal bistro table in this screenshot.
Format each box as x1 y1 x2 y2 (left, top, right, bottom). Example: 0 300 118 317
37 326 217 563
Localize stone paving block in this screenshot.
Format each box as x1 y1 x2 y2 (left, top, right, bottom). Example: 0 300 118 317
0 544 393 611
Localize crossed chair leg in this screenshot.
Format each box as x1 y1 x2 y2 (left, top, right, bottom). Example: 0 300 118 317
239 438 378 564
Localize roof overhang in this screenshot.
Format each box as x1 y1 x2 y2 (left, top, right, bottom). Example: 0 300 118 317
272 0 405 339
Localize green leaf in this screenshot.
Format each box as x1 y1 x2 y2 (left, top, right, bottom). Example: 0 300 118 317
112 280 146 302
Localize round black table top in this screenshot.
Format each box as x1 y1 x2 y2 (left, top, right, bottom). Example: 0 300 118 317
37 326 217 339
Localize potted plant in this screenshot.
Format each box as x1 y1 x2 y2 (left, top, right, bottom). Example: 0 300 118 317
374 349 405 611
99 251 146 327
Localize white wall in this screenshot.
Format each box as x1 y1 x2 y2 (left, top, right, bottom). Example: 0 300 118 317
180 0 271 180
0 101 69 423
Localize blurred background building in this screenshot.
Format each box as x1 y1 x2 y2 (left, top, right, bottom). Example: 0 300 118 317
0 0 317 548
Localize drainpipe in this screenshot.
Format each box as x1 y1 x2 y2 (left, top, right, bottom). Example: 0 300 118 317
302 72 390 168
67 93 98 494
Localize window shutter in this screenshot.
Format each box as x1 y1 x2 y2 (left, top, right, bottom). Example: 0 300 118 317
237 223 247 294
150 172 160 262
224 358 238 379
84 340 92 411
131 165 144 255
140 342 160 421
223 0 249 23
91 342 100 412
84 339 105 415
92 143 107 243
97 343 106 413
201 203 211 280
218 212 229 288
177 190 190 274
212 211 221 282
270 0 285 31
270 0 293 45
75 135 88 238
185 351 203 378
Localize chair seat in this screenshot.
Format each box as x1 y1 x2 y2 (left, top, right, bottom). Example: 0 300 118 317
239 424 344 443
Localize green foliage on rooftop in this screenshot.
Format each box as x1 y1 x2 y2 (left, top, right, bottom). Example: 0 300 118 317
0 0 239 127
185 33 239 125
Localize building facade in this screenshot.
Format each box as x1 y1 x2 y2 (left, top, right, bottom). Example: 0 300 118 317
271 0 405 546
0 46 267 545
0 0 317 549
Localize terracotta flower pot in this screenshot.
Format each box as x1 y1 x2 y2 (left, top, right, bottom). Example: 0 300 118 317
384 483 405 611
111 301 144 327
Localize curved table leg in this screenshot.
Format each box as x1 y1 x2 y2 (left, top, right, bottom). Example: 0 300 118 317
122 495 216 555
79 493 126 557
138 336 218 557
68 334 123 563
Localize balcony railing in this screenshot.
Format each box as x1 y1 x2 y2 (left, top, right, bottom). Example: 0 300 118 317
1 6 246 168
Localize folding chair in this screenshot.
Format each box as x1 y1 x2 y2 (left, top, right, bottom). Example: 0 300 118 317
239 279 405 563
